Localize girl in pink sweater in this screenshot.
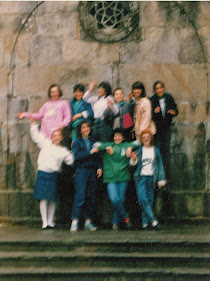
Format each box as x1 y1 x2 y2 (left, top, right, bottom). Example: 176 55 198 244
17 84 72 139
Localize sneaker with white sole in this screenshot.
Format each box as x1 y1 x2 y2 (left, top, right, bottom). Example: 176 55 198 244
70 220 79 232
84 221 97 231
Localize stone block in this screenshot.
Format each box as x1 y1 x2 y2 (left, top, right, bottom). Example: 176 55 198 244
13 65 65 97
0 192 8 216
7 97 28 120
140 2 167 28
36 12 76 38
197 2 210 27
0 2 37 15
13 34 29 66
0 70 8 96
15 152 36 189
0 166 6 189
0 96 7 121
37 1 78 15
118 64 207 103
62 40 120 65
178 28 205 64
27 96 48 114
8 122 30 153
177 102 208 123
0 37 4 68
21 190 39 217
169 192 206 218
29 35 63 66
121 26 179 65
0 123 8 153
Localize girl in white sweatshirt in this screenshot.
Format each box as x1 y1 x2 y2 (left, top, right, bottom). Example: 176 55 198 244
30 120 73 229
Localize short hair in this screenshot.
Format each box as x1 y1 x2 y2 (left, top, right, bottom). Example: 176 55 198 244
48 84 63 98
98 81 112 97
132 81 146 97
73 83 85 93
76 120 91 139
153 81 165 92
113 128 126 140
140 129 154 145
113 88 123 95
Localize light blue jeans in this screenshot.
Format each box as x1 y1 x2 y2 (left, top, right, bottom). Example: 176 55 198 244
107 182 128 225
136 176 156 227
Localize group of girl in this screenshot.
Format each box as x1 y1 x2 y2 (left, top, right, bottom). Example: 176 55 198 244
17 80 178 231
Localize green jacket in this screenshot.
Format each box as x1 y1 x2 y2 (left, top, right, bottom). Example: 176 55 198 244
98 141 140 183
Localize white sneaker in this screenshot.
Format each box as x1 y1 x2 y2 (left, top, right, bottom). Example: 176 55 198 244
84 220 97 231
70 220 79 232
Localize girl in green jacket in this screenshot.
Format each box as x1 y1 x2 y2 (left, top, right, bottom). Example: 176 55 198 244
90 129 139 230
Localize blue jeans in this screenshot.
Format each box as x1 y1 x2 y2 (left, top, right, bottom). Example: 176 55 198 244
136 176 156 227
71 168 97 220
107 182 128 225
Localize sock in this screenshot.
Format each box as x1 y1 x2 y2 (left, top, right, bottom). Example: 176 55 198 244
40 200 48 228
47 201 56 227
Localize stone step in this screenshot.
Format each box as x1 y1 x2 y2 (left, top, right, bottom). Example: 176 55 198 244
0 251 209 269
0 267 209 281
0 240 209 253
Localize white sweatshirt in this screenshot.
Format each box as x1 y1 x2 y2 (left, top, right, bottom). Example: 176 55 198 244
30 123 73 173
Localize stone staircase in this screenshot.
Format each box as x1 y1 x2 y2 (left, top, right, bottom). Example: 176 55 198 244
0 226 209 281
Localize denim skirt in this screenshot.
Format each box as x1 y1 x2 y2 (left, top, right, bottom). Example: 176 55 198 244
33 171 59 201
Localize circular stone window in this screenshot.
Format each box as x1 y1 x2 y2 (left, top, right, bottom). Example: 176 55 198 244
79 1 139 43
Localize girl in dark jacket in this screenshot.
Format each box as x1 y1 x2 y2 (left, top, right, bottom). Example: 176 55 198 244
70 121 102 232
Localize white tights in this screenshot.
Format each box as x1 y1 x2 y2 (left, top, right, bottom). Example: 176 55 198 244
40 200 56 228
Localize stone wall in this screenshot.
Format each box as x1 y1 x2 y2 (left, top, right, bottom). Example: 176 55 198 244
0 1 209 223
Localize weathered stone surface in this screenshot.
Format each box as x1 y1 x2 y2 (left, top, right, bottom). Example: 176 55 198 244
0 96 7 121
13 65 65 97
0 192 8 215
0 70 8 96
0 166 6 189
37 1 78 15
0 2 37 15
13 35 29 67
177 102 208 123
118 64 207 102
170 192 206 217
140 2 168 28
36 12 77 38
62 40 120 65
178 28 205 64
29 35 63 66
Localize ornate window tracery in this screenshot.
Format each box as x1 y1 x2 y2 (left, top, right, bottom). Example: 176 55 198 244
79 1 139 43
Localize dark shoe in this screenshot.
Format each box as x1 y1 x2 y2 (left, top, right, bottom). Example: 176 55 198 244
153 223 161 231
47 225 56 229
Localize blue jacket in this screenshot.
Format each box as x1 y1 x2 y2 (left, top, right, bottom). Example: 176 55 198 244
133 146 165 188
69 98 94 127
72 138 102 170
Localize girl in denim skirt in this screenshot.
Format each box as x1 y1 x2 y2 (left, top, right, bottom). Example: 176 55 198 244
30 118 73 229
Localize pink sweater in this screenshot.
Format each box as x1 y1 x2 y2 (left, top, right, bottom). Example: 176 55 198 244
24 100 72 139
